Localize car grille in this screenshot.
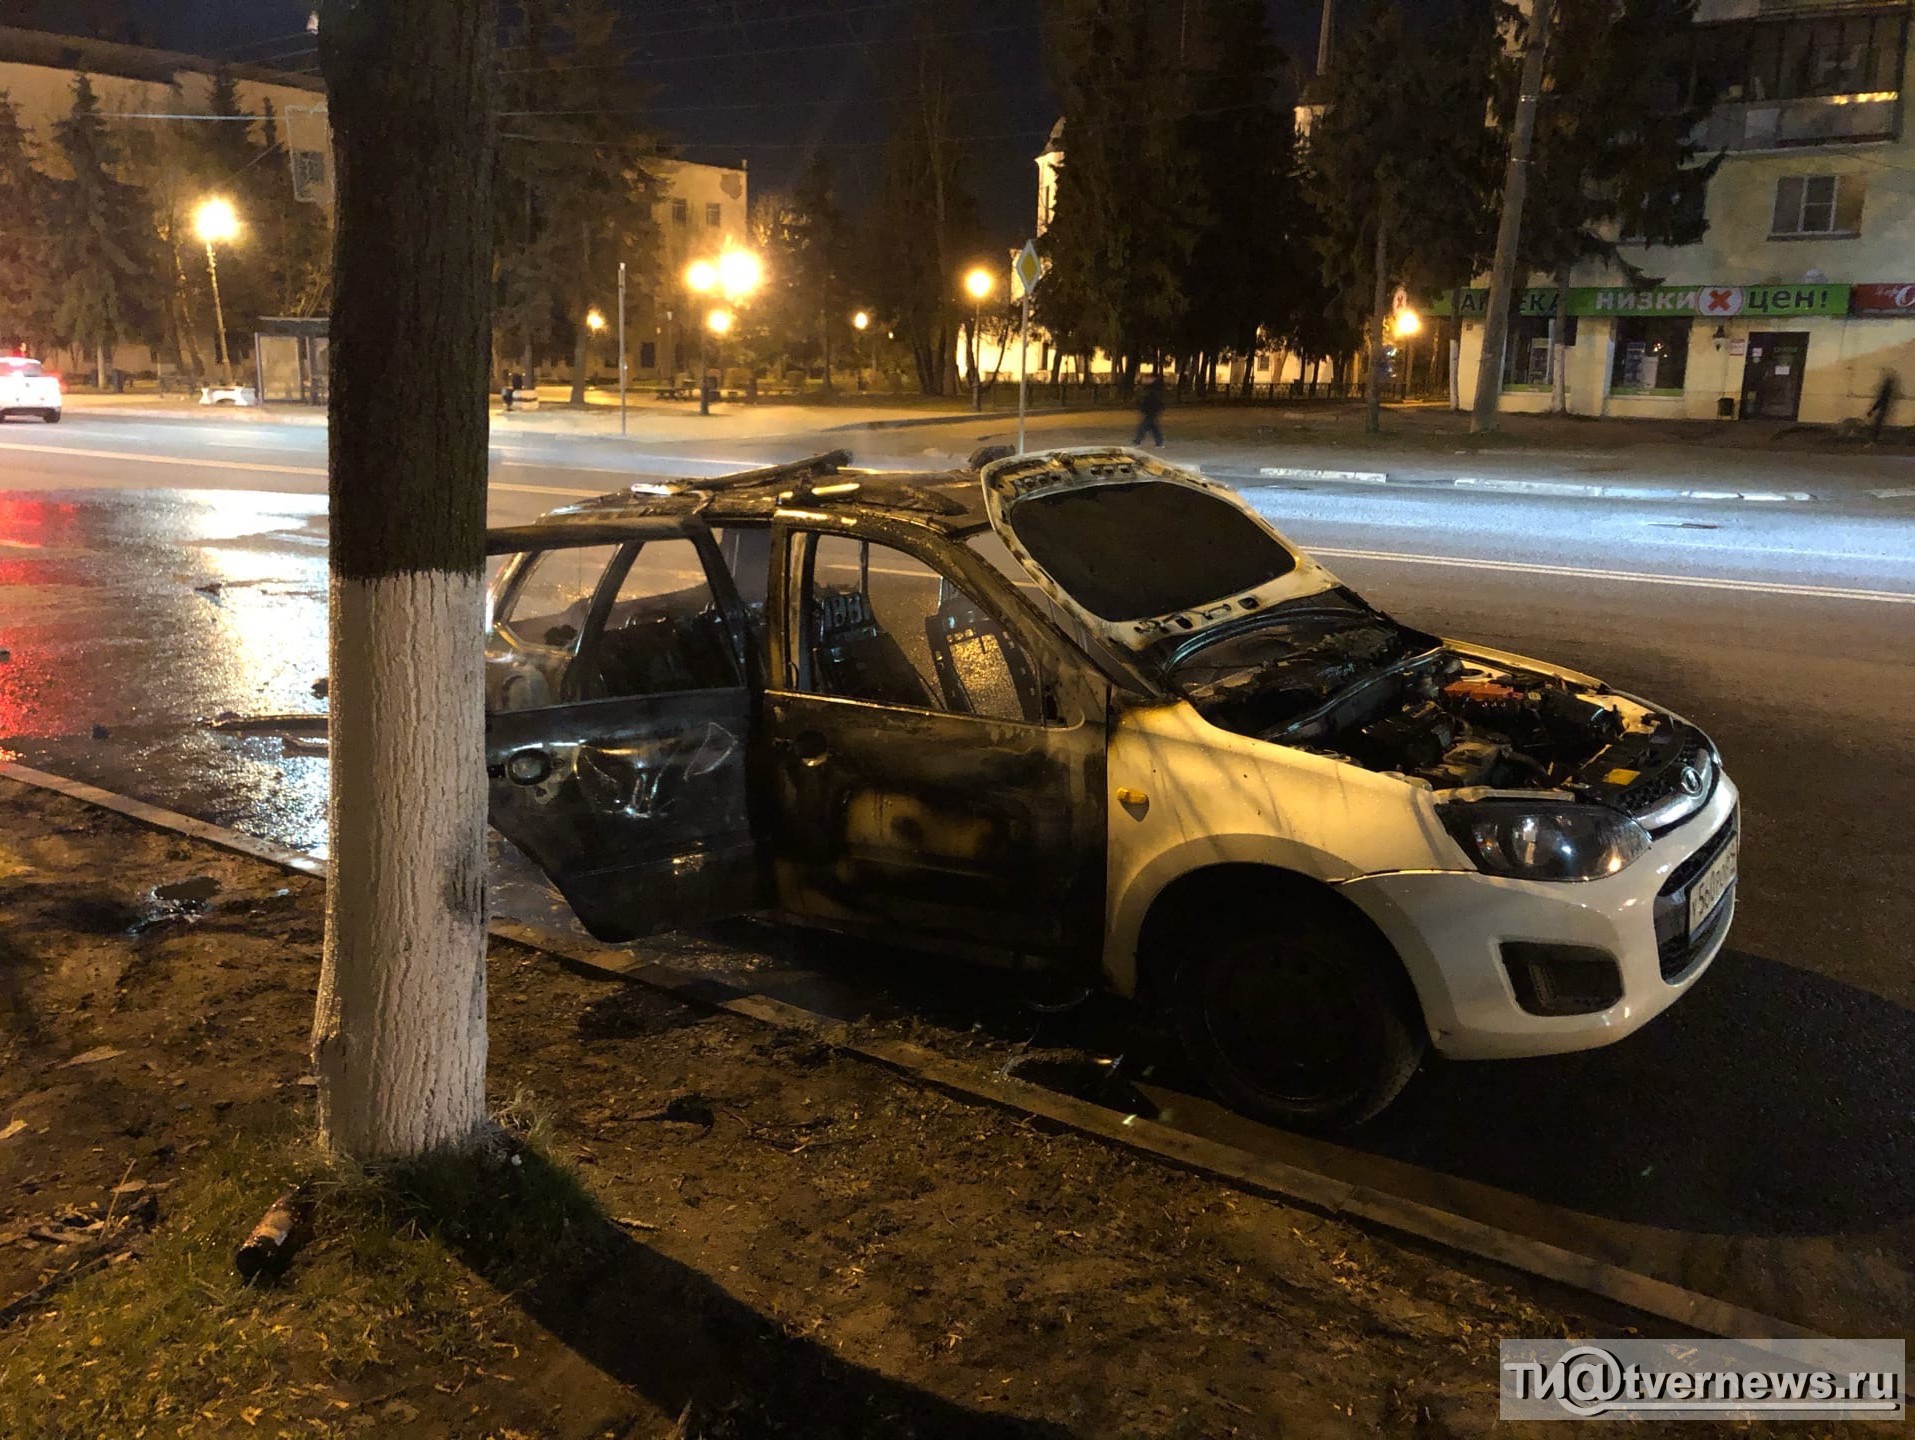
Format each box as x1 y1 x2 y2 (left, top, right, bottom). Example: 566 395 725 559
1653 806 1738 982
1620 731 1717 833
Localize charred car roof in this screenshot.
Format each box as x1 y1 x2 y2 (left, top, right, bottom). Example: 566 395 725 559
542 450 992 535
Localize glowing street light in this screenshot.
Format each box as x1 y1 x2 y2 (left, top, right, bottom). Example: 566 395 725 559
962 266 996 412
585 308 606 334
1392 307 1422 339
852 310 871 392
685 249 762 414
193 197 241 387
716 248 763 301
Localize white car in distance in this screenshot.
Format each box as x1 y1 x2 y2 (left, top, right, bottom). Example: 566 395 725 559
0 356 62 423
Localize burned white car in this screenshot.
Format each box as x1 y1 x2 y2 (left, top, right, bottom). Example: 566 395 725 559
484 448 1737 1127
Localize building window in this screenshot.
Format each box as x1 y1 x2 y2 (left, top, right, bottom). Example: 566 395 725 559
1690 12 1908 104
1610 317 1690 394
1502 315 1575 388
639 341 656 370
1770 174 1864 237
670 198 688 225
705 202 722 228
1620 180 1708 246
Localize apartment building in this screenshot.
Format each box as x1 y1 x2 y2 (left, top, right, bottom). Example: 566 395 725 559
1449 0 1914 425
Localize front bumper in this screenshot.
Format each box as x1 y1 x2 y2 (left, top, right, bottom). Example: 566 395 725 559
1337 772 1739 1060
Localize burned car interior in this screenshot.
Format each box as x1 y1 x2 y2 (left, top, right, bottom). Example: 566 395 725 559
799 533 1044 724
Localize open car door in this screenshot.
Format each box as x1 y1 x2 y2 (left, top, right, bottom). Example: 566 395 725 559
484 514 762 942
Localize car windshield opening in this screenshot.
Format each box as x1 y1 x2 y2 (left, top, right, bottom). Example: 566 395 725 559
1007 480 1297 622
1167 592 1438 734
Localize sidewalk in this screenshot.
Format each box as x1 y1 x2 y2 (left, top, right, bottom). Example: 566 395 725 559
0 776 1660 1440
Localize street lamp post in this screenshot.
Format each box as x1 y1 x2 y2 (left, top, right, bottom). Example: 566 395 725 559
193 197 241 388
617 260 628 436
705 307 733 408
685 249 762 416
963 266 995 413
852 310 869 393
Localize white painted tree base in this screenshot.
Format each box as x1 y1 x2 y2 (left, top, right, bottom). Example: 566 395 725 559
311 569 490 1158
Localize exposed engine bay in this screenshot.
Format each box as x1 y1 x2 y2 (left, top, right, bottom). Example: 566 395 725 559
1170 594 1706 815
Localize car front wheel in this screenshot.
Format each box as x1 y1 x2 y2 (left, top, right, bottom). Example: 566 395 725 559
42 409 60 424
1173 901 1425 1131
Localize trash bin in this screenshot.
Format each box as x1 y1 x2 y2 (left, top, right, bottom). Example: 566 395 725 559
1716 396 1736 420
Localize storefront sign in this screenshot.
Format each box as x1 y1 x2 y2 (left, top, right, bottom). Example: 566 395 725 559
1431 284 1850 319
1851 283 1915 316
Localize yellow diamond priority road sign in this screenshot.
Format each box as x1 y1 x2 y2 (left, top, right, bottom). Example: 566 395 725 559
1013 239 1043 298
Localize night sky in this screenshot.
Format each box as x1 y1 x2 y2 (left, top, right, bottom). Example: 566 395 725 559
114 0 1321 241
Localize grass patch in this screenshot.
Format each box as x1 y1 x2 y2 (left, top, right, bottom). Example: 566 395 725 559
0 1110 610 1439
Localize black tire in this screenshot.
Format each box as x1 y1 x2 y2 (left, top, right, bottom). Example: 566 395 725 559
42 409 60 424
1172 899 1425 1130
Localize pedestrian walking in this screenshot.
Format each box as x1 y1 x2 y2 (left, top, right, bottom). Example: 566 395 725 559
1866 369 1899 442
1133 373 1166 448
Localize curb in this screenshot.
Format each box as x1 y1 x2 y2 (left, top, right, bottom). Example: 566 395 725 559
822 406 1080 433
1248 464 1816 504
0 760 1824 1344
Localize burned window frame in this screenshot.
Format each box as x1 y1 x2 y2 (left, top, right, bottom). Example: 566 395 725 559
1688 10 1909 106
786 528 1050 725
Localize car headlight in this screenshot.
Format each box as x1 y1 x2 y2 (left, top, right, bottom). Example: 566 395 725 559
1439 802 1650 882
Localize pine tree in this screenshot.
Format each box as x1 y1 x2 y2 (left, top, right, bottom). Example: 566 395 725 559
0 93 51 352
48 73 156 386
1519 0 1720 412
493 0 657 398
857 9 983 396
1174 0 1313 395
1303 1 1502 430
1039 0 1205 392
788 153 846 390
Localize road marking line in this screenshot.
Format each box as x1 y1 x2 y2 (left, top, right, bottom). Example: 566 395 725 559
1311 546 1915 605
490 481 604 498
0 440 323 476
0 441 627 499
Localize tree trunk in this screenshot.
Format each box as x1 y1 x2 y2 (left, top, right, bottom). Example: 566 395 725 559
1548 267 1571 415
569 223 591 406
1366 202 1389 435
820 304 833 392
1470 0 1555 434
312 0 496 1161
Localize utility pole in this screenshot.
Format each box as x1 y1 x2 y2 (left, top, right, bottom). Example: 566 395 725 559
617 260 627 436
1471 0 1555 434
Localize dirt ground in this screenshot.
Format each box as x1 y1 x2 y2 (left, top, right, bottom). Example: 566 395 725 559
0 779 1843 1439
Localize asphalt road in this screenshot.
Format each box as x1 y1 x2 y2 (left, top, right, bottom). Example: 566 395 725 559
1 410 1910 1334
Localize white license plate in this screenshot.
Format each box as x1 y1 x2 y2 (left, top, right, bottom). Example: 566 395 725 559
1687 832 1738 933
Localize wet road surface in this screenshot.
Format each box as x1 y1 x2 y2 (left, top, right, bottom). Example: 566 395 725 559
1 414 1911 1335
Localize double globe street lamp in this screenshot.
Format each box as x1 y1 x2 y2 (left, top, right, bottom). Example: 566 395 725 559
685 248 763 415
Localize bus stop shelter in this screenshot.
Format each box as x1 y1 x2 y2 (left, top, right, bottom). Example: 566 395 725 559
253 316 329 406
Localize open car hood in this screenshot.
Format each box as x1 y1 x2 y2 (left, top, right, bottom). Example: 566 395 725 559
978 448 1342 655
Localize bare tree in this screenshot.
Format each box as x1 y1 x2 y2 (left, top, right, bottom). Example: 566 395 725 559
310 0 496 1159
